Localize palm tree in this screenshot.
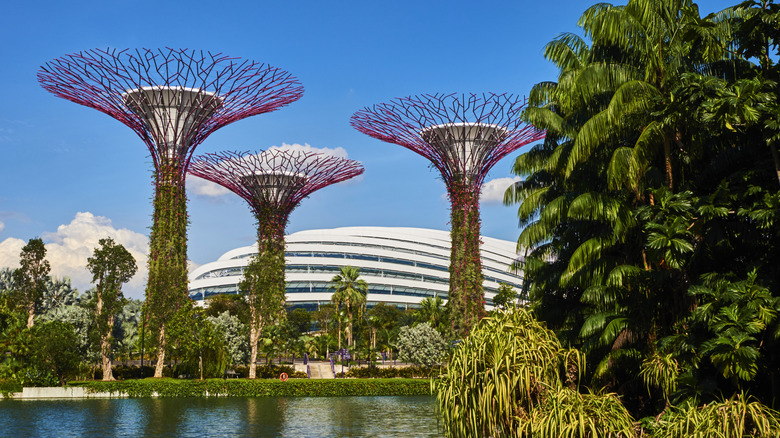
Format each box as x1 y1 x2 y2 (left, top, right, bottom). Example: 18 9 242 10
329 266 368 348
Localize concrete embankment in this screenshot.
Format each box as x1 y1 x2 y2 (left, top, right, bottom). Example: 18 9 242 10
3 387 125 400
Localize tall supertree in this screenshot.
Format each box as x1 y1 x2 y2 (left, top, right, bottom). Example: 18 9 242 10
189 148 364 378
38 48 304 377
351 93 545 336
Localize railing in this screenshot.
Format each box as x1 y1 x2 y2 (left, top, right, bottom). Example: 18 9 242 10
330 356 336 378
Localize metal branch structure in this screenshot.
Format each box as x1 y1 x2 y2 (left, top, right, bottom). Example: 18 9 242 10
190 149 364 239
351 93 545 336
189 148 364 378
38 48 304 377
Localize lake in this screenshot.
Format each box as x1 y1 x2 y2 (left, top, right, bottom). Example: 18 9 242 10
0 395 443 437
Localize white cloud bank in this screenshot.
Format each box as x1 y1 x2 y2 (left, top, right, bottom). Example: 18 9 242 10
187 175 232 198
0 221 4 232
480 176 522 204
269 142 349 159
0 212 149 299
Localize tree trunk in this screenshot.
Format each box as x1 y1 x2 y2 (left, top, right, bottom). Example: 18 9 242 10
664 135 673 190
101 313 116 381
249 318 260 379
153 324 166 378
337 319 342 351
26 305 34 328
347 311 353 347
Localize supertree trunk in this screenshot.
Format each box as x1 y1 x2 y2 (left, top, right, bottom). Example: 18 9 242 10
146 164 189 378
448 181 485 337
247 209 287 379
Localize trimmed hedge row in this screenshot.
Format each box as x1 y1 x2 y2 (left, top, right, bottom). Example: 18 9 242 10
346 366 444 379
0 379 22 397
69 378 432 398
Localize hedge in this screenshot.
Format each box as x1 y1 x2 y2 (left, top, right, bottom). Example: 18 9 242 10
69 378 431 398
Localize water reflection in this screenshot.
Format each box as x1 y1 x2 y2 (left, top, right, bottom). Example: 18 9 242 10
0 396 442 437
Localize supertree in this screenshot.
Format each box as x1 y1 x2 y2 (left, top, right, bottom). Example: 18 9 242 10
38 48 304 377
188 148 364 378
351 93 545 336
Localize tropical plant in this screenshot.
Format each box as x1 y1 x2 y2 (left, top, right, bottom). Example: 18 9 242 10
12 238 50 328
86 237 137 381
329 266 368 348
649 392 780 437
395 322 448 367
240 239 286 379
491 283 518 310
207 311 248 366
433 308 584 437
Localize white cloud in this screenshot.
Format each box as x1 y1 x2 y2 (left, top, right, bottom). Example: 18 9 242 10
187 175 232 198
269 142 349 159
0 237 26 269
0 212 150 300
480 176 522 204
0 221 4 232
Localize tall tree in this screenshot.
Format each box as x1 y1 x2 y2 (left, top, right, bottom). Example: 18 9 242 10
240 242 287 379
330 266 368 348
13 238 50 328
86 237 137 381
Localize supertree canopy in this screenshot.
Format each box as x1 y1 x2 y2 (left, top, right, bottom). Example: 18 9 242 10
189 148 364 238
189 148 363 377
38 48 304 377
351 93 545 336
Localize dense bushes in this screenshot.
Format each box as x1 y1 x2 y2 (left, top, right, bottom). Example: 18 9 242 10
346 366 443 379
71 378 431 398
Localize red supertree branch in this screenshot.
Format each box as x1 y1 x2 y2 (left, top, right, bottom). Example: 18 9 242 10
188 149 365 223
350 93 545 190
38 48 304 175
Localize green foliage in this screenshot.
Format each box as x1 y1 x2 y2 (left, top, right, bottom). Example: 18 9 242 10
396 322 449 367
0 378 22 397
12 237 51 327
345 366 442 379
433 308 584 437
203 294 250 325
649 393 780 437
492 283 518 310
509 0 780 417
447 183 485 336
524 388 636 437
72 378 431 398
27 320 81 386
207 311 248 365
145 176 190 377
330 265 368 347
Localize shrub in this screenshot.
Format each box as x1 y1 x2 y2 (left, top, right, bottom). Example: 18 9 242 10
345 366 443 379
71 377 431 397
396 322 448 367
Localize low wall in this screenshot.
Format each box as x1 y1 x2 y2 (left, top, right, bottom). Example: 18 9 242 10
7 387 124 400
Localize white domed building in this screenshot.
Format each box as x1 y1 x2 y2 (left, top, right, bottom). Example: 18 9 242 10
188 227 524 310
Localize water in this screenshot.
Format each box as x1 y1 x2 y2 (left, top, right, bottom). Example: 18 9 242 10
0 395 443 437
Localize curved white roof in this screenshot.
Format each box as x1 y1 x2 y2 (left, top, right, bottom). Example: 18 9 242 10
189 226 524 309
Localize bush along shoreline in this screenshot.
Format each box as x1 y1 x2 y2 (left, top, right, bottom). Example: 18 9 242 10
66 378 431 398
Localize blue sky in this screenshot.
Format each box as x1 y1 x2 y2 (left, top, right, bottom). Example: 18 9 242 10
0 0 737 298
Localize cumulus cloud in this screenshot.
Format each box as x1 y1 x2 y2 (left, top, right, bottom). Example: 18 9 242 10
480 176 522 204
0 221 4 232
187 175 232 198
269 142 349 159
0 237 25 268
0 212 150 299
